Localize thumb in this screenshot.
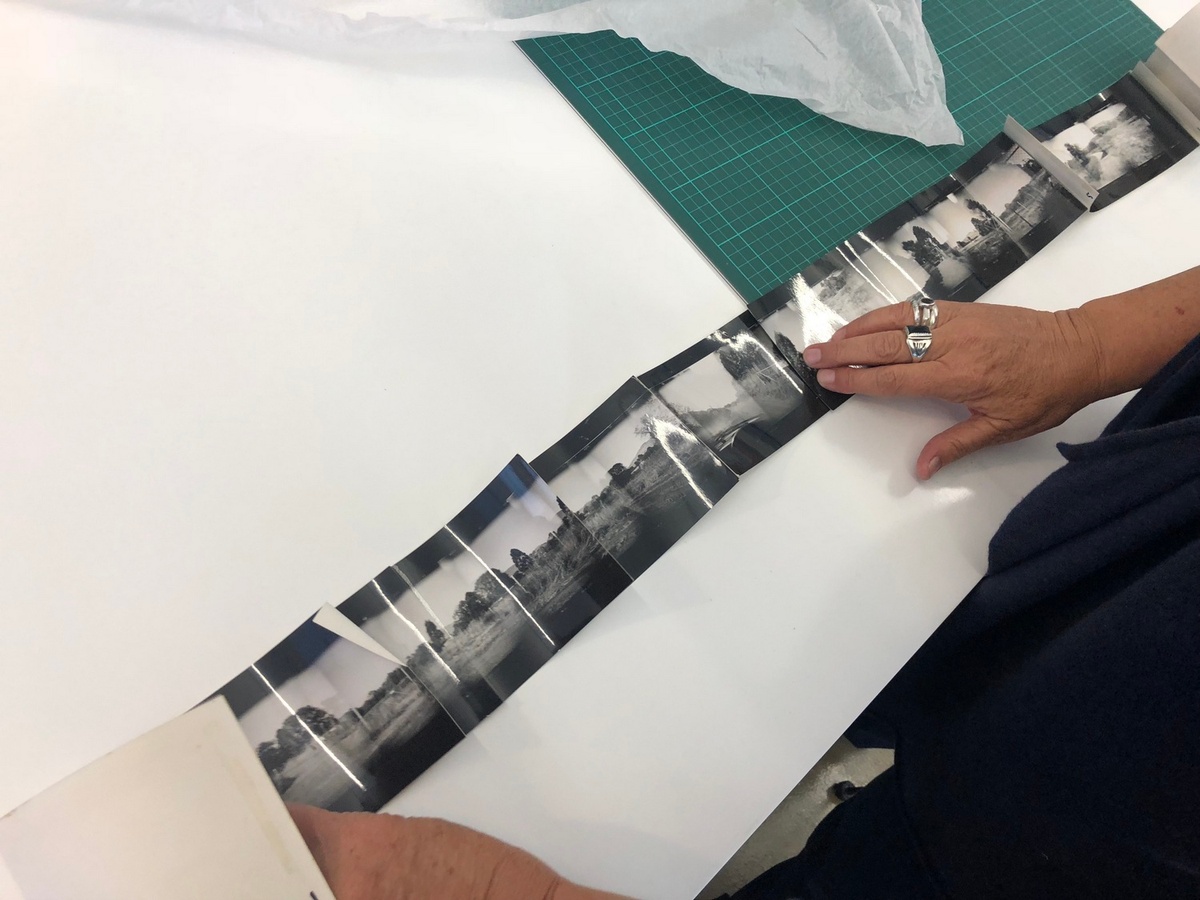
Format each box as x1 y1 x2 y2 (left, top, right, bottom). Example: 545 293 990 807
287 804 341 874
917 415 1002 480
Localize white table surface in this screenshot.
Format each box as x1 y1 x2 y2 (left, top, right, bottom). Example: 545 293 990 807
1 1 1197 896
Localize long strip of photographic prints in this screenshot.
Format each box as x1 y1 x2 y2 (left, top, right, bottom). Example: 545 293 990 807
529 378 739 579
639 312 831 475
741 145 1062 405
338 456 632 732
950 132 1088 258
202 67 1196 814
743 69 1199 402
1029 74 1197 211
211 614 465 813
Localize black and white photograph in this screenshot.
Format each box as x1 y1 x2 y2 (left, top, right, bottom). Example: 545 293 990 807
747 285 850 410
338 571 501 734
854 174 1029 302
390 523 560 703
639 312 828 474
797 244 897 325
340 457 632 695
1030 74 1197 211
952 133 1086 257
442 455 632 642
529 378 739 578
214 616 464 813
748 276 849 350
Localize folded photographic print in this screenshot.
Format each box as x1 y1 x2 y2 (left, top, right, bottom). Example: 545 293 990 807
530 378 739 578
792 244 897 328
1030 74 1198 211
391 525 560 702
854 174 1029 303
340 456 631 718
439 455 632 642
339 569 503 732
0 699 334 900
640 312 828 475
213 616 464 813
951 133 1087 257
745 287 850 410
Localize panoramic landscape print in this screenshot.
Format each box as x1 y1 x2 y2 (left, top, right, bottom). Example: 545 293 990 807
641 312 828 474
530 378 739 578
214 617 463 812
854 174 1029 302
952 133 1086 257
339 571 502 734
1031 74 1197 210
441 456 632 645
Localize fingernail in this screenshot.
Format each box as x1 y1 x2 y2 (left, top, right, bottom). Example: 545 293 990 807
817 369 834 387
928 456 942 477
803 347 821 365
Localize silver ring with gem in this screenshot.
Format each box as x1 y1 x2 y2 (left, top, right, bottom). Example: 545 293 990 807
911 297 939 330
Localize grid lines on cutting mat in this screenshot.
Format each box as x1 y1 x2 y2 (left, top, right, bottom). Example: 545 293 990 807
520 0 1162 299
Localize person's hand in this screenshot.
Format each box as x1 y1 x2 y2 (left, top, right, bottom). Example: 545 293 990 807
801 300 1106 479
288 804 629 900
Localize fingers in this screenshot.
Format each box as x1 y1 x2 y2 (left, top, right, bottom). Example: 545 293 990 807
827 302 912 342
287 803 326 856
822 298 966 343
814 359 944 397
803 327 911 369
804 302 965 370
917 415 1003 480
287 805 352 894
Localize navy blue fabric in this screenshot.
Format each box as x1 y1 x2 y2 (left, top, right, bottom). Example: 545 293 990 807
729 769 939 900
734 332 1200 900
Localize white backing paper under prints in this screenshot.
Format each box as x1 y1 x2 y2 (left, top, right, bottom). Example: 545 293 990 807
2 36 1197 889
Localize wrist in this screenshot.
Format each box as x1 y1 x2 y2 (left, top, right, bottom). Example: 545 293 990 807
1051 305 1111 405
1065 267 1200 398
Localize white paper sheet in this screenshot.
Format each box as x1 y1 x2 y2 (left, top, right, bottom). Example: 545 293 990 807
0 700 333 900
35 0 963 145
1157 0 1200 83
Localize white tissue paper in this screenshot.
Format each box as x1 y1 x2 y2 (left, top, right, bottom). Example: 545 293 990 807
46 0 964 146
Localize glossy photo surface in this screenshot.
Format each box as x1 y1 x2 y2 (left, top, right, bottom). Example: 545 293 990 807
390 527 559 704
641 313 828 474
214 617 463 813
530 378 739 578
952 134 1086 257
855 175 1028 303
1031 74 1198 210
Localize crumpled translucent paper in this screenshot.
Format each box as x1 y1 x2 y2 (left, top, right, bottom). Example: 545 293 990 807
48 0 964 145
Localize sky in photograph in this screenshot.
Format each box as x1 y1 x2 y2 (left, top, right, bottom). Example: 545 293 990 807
856 239 929 300
659 350 742 412
237 637 400 748
1046 121 1101 157
911 194 978 244
962 161 1031 216
358 583 430 659
852 193 981 294
546 401 657 508
396 556 486 627
452 482 563 573
1045 103 1132 160
769 279 849 347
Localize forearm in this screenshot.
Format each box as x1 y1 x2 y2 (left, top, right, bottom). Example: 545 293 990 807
1064 265 1200 401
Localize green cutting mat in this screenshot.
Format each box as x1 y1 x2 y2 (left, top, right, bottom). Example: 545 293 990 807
520 2 1162 300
